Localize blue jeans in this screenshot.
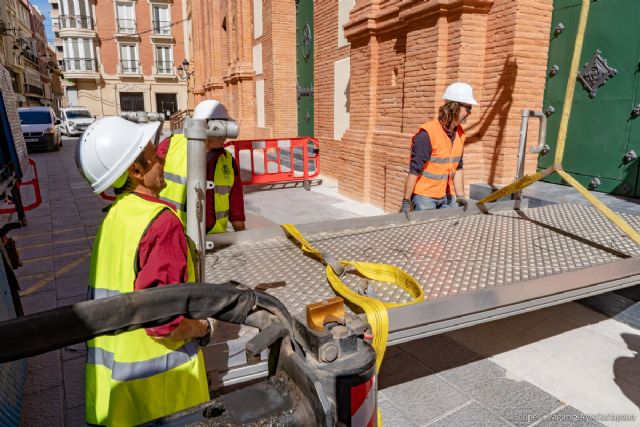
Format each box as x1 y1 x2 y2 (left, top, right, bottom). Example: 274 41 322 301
412 194 455 211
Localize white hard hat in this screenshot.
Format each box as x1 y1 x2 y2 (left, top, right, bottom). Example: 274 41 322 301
193 99 230 120
443 82 478 105
75 116 161 194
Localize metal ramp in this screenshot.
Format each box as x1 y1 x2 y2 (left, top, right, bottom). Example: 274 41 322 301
203 201 640 384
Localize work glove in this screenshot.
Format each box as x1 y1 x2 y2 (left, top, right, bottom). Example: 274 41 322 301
456 196 469 209
198 318 216 347
401 199 412 220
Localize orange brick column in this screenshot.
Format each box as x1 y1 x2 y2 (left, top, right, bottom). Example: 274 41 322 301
335 33 379 203
476 0 552 186
259 0 296 138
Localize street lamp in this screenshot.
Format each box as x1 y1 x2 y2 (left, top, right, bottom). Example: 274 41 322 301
176 58 193 80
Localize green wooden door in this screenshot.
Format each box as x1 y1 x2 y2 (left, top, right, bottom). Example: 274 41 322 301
296 0 314 137
538 0 640 196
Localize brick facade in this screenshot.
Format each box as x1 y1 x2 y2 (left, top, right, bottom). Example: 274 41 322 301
189 0 553 211
62 0 188 118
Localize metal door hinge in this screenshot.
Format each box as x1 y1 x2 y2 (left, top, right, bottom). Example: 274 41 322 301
296 83 314 100
549 65 559 77
589 177 601 189
545 105 555 117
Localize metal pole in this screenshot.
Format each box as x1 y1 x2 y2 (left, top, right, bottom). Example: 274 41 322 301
184 117 208 281
514 110 530 201
515 110 548 201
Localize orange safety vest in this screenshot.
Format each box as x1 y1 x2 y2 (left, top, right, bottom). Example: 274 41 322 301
412 119 465 199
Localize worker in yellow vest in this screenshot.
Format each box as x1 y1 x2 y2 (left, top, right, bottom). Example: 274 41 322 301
402 82 478 215
158 99 246 233
75 117 212 426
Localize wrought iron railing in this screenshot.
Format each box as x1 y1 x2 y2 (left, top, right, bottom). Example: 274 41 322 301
155 61 173 74
116 18 137 34
22 52 39 65
169 109 192 131
58 15 95 30
152 20 171 35
24 84 44 96
120 59 140 74
62 57 97 72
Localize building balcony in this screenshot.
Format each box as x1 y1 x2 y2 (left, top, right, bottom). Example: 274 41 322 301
22 52 39 66
153 61 177 79
58 15 96 37
115 19 139 39
151 20 173 41
24 84 44 98
61 57 100 80
118 60 142 78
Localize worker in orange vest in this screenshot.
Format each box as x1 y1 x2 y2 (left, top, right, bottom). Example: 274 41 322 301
402 82 478 215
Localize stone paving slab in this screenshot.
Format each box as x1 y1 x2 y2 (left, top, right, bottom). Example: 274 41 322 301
381 374 471 425
427 401 513 427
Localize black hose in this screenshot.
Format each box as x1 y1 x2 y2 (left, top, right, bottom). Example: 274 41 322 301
0 282 255 363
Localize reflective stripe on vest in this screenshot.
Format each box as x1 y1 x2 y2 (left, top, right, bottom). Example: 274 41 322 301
158 133 189 225
208 151 234 234
412 119 465 198
88 287 122 300
164 171 188 185
86 192 206 426
87 341 199 382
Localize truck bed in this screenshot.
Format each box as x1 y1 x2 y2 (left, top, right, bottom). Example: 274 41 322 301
203 201 640 384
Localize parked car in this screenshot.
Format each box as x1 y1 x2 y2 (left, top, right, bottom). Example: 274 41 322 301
59 106 95 136
17 107 62 152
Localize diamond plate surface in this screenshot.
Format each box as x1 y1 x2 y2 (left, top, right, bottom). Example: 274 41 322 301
205 203 640 315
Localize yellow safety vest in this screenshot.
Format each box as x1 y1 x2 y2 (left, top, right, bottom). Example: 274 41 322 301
159 134 235 234
159 134 188 224
86 192 208 426
208 150 234 234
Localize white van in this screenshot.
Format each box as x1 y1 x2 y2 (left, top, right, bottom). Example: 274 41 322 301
59 106 95 136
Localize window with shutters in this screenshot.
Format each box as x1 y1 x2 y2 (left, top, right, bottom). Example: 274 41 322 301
152 5 171 36
119 44 139 73
155 45 173 74
116 2 136 33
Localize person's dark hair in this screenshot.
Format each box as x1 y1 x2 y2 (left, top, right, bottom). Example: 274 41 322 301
438 101 460 130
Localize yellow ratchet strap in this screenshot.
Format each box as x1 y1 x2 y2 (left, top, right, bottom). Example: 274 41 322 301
281 224 424 372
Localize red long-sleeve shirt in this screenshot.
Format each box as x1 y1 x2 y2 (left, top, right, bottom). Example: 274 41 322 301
133 192 189 337
157 137 246 232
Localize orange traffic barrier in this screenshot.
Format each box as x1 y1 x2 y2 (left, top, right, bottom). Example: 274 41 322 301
0 158 42 214
225 137 320 190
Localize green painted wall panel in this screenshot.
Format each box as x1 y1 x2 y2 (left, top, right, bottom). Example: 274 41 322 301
296 0 314 137
539 0 640 197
